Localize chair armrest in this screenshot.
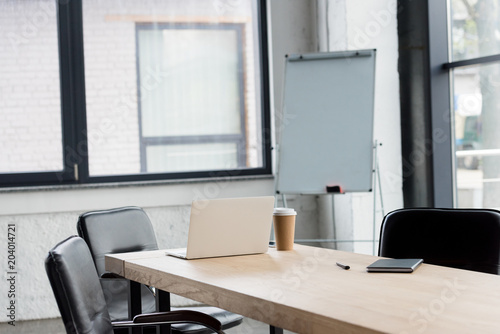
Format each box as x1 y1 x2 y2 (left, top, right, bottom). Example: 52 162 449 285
112 310 224 334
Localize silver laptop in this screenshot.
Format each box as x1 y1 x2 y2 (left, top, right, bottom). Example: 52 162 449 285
166 196 275 260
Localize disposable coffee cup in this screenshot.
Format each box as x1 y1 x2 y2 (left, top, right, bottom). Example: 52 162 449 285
273 208 297 250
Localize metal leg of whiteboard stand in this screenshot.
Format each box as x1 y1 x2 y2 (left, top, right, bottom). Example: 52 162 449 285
281 193 288 208
270 325 284 334
331 194 338 250
371 141 385 256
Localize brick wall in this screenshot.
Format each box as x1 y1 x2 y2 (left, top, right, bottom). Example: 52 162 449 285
0 0 62 173
0 0 261 176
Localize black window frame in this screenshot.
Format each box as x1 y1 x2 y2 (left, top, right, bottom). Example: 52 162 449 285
0 0 271 188
427 0 500 207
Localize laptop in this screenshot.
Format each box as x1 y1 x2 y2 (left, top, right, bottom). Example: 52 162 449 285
165 196 275 260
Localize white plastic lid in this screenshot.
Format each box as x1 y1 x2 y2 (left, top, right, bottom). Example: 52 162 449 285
273 207 297 216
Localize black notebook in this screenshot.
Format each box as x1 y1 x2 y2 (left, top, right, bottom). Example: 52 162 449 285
366 258 423 273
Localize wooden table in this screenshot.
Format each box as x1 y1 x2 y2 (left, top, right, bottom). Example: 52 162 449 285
105 244 500 334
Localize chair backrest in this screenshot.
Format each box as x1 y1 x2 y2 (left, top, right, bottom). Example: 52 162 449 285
77 206 159 274
379 208 500 274
77 206 159 321
45 236 114 334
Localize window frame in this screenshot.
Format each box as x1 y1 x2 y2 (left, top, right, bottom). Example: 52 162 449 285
0 0 271 188
428 0 500 207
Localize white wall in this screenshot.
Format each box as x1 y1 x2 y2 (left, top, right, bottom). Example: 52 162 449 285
343 0 404 254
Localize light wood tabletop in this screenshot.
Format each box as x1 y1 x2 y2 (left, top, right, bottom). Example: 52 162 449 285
105 244 500 334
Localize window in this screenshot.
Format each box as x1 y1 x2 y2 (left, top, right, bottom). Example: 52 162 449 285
0 0 271 187
428 0 500 207
0 0 73 184
449 0 500 208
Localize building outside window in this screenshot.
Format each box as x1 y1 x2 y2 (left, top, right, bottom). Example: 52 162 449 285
136 22 247 173
0 0 63 174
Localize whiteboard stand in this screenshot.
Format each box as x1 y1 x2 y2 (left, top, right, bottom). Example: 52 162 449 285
273 49 380 253
276 140 385 255
371 140 385 255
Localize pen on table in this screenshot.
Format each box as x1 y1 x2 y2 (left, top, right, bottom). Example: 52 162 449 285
336 262 350 270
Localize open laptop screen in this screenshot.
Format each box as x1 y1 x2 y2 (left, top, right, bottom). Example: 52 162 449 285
167 196 275 259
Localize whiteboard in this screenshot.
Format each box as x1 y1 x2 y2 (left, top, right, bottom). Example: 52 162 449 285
275 50 376 194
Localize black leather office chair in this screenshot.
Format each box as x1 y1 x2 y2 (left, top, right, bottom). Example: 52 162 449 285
45 236 224 334
77 206 243 333
378 208 500 274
